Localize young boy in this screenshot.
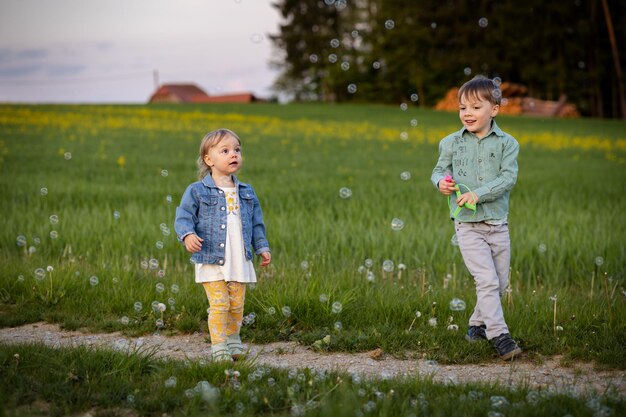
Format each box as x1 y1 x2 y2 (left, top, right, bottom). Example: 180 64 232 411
431 75 522 360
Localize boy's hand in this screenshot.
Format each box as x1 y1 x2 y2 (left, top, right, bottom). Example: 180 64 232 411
259 252 271 268
438 176 457 195
183 234 203 253
456 191 478 207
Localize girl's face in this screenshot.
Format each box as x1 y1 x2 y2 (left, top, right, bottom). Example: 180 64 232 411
458 94 499 139
203 135 242 178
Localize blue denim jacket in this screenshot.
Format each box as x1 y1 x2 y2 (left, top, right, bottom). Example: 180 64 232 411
174 175 270 265
431 121 519 222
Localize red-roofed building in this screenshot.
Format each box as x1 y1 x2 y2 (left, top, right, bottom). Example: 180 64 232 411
148 84 212 103
148 84 260 104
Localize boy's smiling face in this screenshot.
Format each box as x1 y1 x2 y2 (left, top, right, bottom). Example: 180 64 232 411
458 93 499 139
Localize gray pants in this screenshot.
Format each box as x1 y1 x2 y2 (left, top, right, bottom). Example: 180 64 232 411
455 221 511 339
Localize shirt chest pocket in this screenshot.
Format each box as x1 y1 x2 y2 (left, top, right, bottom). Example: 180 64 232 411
239 192 254 215
199 195 219 218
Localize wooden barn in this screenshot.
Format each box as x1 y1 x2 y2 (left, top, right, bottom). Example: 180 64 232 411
148 84 259 104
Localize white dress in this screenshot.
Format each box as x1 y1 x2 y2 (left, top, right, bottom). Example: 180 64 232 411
194 187 257 283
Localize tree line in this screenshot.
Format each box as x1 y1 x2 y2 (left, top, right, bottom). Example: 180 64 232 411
269 0 626 118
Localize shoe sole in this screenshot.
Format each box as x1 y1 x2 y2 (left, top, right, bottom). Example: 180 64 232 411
500 347 522 361
465 335 487 342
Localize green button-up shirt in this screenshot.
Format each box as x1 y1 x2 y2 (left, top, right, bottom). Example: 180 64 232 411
431 120 520 223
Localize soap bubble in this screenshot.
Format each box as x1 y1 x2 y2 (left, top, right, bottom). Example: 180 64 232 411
410 93 419 102
49 214 59 224
309 54 318 63
168 297 175 306
450 234 459 246
347 83 357 94
156 282 165 293
538 243 547 253
28 246 36 254
364 258 373 268
160 169 169 177
490 396 509 408
40 187 48 196
400 131 409 140
410 118 418 127
339 187 352 199
120 316 129 325
300 260 309 270
16 235 27 247
391 218 404 231
400 103 408 111
149 258 159 269
64 152 72 160
449 298 466 311
50 230 58 239
89 276 99 286
372 61 381 70
17 275 25 282
328 53 337 63
164 376 177 388
478 17 489 28
331 301 343 314
367 271 375 282
34 268 46 281
594 256 604 266
282 306 292 317
166 195 172 204
384 19 395 29
341 61 350 71
267 306 276 315
319 293 328 303
171 284 180 293
400 171 411 181
464 67 472 76
113 211 121 220
334 321 343 331
156 319 164 328
249 33 263 44
382 260 394 272
330 38 340 48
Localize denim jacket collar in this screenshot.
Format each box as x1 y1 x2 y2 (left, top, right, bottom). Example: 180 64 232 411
201 174 247 189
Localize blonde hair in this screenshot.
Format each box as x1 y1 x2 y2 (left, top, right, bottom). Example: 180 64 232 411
458 75 502 106
197 128 242 179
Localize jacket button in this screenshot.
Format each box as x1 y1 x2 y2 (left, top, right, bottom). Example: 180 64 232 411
221 224 226 229
221 206 226 211
218 259 224 265
219 243 225 248
478 159 482 163
218 190 224 194
479 176 483 180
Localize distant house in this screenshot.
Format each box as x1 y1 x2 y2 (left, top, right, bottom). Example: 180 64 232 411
148 84 212 103
148 83 259 104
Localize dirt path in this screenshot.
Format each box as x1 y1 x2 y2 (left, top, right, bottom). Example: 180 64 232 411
1 322 624 397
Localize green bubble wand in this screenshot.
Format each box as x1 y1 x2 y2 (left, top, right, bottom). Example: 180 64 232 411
444 175 476 218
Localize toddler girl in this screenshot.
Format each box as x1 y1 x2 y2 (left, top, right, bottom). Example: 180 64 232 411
175 128 271 361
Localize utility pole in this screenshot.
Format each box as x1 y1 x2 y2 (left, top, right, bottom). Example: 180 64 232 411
153 70 160 90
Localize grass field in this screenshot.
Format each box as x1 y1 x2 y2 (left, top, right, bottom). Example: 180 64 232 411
0 103 625 415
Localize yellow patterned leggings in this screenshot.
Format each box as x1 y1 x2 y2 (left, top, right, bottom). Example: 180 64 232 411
202 281 246 345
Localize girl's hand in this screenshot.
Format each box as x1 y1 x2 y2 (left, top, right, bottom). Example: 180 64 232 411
438 176 456 195
259 252 271 268
456 191 478 207
183 234 203 253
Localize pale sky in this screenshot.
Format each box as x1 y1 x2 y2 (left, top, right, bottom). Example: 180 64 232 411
0 0 282 103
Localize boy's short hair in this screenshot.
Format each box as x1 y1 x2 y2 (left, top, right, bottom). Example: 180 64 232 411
458 75 501 105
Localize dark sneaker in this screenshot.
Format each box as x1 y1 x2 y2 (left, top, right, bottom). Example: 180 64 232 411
491 333 522 361
465 325 487 342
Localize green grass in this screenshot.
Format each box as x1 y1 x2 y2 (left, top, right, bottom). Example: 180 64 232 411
1 344 623 417
0 103 625 370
